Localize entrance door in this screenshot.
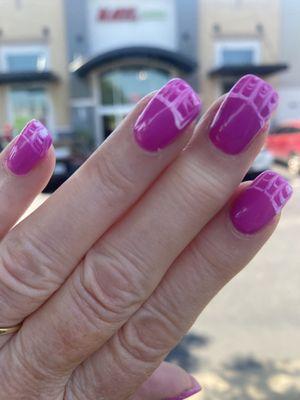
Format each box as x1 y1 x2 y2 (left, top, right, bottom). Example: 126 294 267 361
98 104 133 140
96 66 171 141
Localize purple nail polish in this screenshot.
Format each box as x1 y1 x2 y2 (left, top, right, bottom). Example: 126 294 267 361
134 78 201 152
210 74 279 154
165 377 202 400
6 120 52 175
230 171 293 234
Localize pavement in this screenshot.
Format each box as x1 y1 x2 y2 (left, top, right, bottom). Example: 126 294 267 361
26 165 300 400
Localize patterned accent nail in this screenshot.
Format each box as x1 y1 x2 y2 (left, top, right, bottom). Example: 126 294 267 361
165 377 202 400
210 74 279 154
6 120 52 175
230 171 293 234
134 78 201 152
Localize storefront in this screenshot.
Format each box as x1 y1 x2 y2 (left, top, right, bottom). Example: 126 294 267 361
0 44 57 139
0 0 70 143
66 0 198 147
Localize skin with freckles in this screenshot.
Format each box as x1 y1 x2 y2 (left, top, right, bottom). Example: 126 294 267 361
0 76 292 400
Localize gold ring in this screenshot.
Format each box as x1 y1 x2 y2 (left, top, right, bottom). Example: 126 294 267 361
0 324 22 336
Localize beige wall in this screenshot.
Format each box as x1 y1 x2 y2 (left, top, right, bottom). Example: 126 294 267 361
199 0 281 110
0 0 69 132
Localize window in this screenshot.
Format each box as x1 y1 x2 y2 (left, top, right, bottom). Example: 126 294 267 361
99 67 170 106
9 87 50 134
222 49 254 66
1 45 49 72
215 41 260 67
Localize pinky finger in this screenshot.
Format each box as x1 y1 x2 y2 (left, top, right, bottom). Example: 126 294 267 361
131 362 201 400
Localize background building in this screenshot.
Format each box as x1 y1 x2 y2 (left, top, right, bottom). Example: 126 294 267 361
1 0 299 150
199 0 288 118
0 0 70 140
277 0 300 121
64 0 199 149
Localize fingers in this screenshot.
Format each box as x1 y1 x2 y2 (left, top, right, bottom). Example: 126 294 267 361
0 120 54 238
68 173 291 399
131 362 201 400
8 76 277 384
0 80 200 327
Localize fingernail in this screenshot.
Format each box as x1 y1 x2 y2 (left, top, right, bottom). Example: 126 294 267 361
6 120 52 175
134 78 201 152
230 171 293 234
210 74 279 154
165 376 202 400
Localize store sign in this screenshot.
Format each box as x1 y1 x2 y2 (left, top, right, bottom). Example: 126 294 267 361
88 0 176 54
98 8 137 21
97 7 167 22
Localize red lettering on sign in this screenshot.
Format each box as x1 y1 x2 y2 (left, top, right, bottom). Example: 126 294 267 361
97 8 137 21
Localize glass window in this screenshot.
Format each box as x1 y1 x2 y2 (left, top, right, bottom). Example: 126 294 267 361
215 41 260 67
10 87 49 134
99 67 170 106
1 45 48 72
6 53 47 72
221 49 254 66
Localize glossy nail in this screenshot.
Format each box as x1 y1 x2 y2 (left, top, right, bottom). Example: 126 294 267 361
165 376 201 400
230 171 293 234
6 120 52 175
134 78 201 152
210 74 279 154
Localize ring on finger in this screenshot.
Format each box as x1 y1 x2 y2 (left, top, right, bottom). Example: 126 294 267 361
0 323 22 336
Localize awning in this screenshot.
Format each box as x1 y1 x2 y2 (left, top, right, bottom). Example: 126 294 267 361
0 71 59 84
76 46 198 77
208 63 288 78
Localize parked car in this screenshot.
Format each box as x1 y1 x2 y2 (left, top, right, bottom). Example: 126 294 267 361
267 120 300 174
244 148 274 181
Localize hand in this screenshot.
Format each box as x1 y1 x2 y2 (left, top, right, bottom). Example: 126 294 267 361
0 76 291 400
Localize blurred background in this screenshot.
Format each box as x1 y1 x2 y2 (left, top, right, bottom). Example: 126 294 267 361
0 0 299 398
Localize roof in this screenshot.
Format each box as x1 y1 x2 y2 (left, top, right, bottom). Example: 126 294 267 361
75 46 198 77
0 71 59 85
208 63 289 77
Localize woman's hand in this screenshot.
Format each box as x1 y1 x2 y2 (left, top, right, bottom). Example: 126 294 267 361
0 76 292 400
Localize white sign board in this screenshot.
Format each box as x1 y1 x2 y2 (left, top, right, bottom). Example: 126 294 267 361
87 0 177 55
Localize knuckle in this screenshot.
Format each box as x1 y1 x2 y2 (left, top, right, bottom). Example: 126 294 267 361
116 304 180 365
0 232 61 301
93 147 136 203
189 237 236 290
170 157 225 214
70 242 148 328
0 334 64 399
